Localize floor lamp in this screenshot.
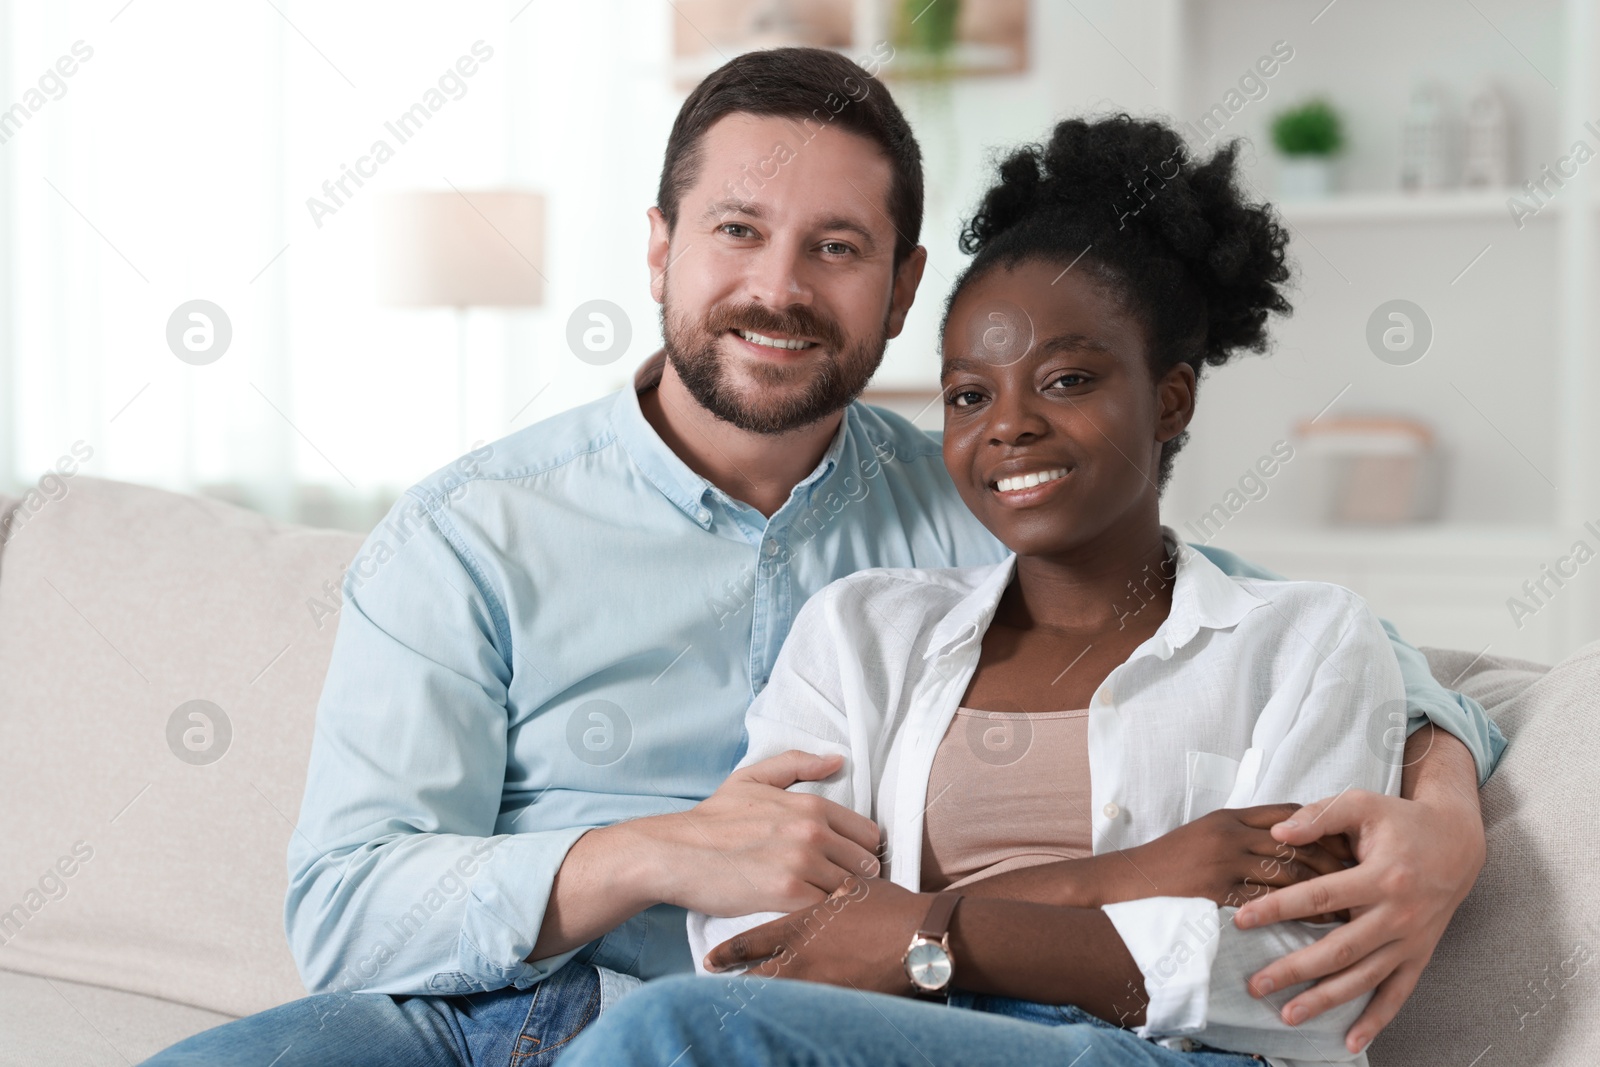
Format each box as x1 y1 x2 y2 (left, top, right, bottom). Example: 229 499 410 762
374 190 545 450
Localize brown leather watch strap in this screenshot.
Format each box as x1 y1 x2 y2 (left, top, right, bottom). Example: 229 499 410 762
917 890 962 940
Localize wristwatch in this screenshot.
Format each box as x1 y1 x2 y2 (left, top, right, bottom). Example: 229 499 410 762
902 891 962 995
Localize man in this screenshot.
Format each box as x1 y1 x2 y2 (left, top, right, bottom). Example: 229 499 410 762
144 47 1503 1066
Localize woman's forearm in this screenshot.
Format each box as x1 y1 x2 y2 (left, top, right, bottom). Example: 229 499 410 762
947 898 1148 1027
949 856 1109 908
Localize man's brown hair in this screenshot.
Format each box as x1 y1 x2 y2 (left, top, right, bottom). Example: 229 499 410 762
656 46 923 266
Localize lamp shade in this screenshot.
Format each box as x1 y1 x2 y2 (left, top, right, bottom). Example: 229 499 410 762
374 189 545 307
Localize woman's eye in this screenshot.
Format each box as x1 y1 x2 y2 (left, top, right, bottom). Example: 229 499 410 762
946 389 985 408
1049 373 1087 389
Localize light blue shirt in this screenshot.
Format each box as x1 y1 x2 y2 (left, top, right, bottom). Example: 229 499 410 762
286 357 1506 998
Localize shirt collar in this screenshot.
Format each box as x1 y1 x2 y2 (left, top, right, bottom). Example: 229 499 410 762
922 528 1266 662
1153 532 1268 658
923 554 1019 661
611 353 716 527
611 350 850 528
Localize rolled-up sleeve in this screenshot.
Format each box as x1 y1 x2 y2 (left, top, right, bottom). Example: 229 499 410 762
1104 898 1365 1061
286 491 589 995
1378 616 1507 786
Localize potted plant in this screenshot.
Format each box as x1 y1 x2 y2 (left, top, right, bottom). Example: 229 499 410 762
1271 98 1344 198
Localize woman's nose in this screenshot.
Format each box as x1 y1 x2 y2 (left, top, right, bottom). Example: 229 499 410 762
985 387 1050 444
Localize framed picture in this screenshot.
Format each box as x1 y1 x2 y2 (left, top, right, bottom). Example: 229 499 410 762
671 0 1028 89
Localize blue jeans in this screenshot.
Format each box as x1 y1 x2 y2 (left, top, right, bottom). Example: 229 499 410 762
561 974 1264 1067
140 959 610 1066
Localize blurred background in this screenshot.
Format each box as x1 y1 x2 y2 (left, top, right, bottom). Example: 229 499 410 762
2 0 1595 662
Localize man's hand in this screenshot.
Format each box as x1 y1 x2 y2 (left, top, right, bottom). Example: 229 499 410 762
534 749 879 961
705 876 924 995
1232 732 1485 1054
641 750 882 918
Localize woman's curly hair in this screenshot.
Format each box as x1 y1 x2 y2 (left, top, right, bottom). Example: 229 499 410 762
947 114 1293 488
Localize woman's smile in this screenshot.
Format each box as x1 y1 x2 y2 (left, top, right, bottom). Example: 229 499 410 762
987 464 1074 505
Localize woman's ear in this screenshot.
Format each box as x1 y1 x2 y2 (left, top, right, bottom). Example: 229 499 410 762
1155 362 1197 444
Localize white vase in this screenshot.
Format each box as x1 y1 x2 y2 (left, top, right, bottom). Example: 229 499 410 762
1278 157 1335 199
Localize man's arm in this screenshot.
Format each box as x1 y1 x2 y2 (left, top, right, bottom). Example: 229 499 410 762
288 494 587 995
1234 727 1484 1054
293 493 879 992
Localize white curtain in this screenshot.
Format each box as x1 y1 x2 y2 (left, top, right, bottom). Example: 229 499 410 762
1 0 680 527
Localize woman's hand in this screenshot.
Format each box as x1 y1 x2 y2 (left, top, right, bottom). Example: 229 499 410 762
1109 803 1352 917
929 803 1351 918
704 877 926 995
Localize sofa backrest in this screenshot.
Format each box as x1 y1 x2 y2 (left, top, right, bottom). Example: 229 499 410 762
0 476 362 1016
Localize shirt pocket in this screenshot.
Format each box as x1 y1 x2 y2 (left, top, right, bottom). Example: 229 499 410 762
1183 750 1243 823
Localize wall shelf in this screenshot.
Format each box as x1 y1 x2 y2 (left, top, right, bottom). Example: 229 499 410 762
1208 522 1558 560
1273 189 1547 225
1160 0 1599 660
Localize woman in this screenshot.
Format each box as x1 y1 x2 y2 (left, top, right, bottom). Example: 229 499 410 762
564 115 1402 1067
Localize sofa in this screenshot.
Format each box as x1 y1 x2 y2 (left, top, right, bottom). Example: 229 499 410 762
0 475 1595 1065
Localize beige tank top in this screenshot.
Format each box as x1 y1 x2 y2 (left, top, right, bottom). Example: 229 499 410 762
920 706 1094 892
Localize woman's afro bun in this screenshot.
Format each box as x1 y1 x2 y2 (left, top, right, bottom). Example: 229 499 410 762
949 115 1294 486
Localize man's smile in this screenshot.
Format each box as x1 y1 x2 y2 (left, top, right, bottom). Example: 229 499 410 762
733 328 819 351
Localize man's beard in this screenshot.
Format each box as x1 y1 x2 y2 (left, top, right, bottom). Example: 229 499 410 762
660 285 889 436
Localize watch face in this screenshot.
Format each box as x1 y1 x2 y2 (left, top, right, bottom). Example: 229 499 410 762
904 939 953 991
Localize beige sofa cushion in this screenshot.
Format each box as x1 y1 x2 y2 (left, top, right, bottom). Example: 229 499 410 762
0 477 362 1017
1370 644 1600 1067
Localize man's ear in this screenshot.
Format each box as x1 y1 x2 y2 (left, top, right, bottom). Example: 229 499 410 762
1155 362 1197 443
885 245 928 339
647 206 672 304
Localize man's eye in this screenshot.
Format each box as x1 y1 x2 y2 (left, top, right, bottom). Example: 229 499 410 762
946 389 985 408
1050 373 1087 389
820 241 854 256
721 223 754 238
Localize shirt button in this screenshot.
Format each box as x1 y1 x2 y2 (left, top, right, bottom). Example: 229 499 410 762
1102 802 1121 820
762 539 779 557
696 508 711 524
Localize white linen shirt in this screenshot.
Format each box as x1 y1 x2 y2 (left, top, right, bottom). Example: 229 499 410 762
688 533 1404 1066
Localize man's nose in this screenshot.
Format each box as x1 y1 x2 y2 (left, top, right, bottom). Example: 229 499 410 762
744 237 815 309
